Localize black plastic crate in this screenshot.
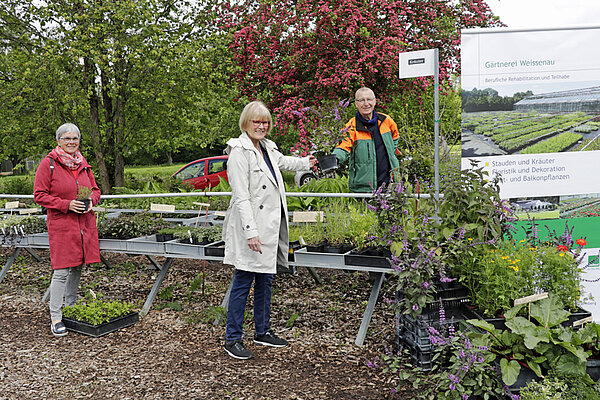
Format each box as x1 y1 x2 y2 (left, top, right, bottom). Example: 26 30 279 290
398 304 477 351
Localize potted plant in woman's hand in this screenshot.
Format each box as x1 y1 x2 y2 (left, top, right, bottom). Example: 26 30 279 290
77 185 93 212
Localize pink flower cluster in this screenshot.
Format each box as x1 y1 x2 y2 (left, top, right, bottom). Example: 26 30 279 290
218 0 502 141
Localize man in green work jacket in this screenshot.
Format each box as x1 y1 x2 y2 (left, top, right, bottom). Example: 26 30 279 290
333 87 400 192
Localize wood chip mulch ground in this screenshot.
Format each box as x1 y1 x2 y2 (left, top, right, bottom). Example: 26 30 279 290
0 248 417 399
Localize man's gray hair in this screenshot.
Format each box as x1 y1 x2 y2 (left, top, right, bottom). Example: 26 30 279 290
355 87 375 99
56 123 81 141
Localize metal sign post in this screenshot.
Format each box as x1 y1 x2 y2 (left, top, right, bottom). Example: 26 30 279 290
399 48 440 202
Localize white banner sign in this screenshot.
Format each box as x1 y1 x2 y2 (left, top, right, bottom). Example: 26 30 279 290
462 151 600 198
461 27 600 198
399 49 437 79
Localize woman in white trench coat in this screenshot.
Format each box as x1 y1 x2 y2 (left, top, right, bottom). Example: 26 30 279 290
223 101 317 360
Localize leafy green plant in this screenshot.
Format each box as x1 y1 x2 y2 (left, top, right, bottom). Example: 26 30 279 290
467 294 589 386
1 215 47 235
287 175 353 211
76 185 92 200
456 238 584 318
98 212 170 239
286 312 299 328
519 372 600 400
62 291 135 326
437 161 514 244
289 218 325 246
158 285 174 300
187 306 226 326
173 225 222 244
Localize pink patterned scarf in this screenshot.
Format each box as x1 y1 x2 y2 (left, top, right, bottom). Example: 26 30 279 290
54 146 84 170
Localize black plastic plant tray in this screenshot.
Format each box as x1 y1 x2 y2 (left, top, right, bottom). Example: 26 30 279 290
344 247 392 268
565 307 592 328
323 244 354 254
63 312 139 337
305 242 326 253
204 240 225 257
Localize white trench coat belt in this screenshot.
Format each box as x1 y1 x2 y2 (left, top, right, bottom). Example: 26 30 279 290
222 132 311 274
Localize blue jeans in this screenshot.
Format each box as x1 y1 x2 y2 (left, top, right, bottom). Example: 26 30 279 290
225 269 273 342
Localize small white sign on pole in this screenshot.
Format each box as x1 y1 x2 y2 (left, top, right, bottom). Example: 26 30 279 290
399 49 437 79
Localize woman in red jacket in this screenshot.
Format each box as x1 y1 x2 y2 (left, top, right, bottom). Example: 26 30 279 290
34 123 101 337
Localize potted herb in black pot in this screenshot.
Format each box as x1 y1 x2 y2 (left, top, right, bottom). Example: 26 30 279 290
76 185 93 212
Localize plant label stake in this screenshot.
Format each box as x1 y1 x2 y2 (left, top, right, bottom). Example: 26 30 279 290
574 316 593 327
151 203 175 220
292 211 324 223
514 292 548 321
193 202 210 229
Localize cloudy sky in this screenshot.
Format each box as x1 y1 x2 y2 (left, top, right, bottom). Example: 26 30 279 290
486 0 600 29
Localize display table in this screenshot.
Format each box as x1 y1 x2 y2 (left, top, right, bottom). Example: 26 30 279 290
1 233 392 346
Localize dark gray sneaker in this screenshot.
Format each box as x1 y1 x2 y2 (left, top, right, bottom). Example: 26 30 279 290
51 321 68 337
254 331 289 347
224 341 253 360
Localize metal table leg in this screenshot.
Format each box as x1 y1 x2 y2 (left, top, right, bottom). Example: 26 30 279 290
355 271 385 346
24 247 42 262
100 253 113 268
41 285 50 302
140 258 174 317
214 279 234 326
0 247 22 285
146 255 162 271
305 267 323 285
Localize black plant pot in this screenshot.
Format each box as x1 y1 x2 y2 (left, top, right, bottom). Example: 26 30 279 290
318 154 338 172
156 233 174 242
81 199 91 212
587 359 600 382
506 364 540 393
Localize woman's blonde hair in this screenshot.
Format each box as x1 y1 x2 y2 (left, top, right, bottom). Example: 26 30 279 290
239 100 273 134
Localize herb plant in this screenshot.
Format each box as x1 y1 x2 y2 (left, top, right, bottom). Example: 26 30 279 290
98 212 170 239
63 292 135 326
76 185 93 200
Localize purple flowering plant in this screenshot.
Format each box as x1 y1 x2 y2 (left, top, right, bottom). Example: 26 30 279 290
425 311 507 400
385 302 508 400
367 174 496 318
289 98 353 157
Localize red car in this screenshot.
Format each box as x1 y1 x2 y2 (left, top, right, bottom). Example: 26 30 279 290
172 156 229 190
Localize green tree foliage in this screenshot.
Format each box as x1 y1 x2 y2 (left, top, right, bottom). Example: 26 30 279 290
462 87 534 112
0 0 236 192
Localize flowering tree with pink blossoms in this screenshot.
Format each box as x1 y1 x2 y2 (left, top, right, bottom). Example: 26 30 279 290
220 0 502 151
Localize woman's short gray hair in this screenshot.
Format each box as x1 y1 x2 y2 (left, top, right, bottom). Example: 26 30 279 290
239 101 273 134
55 123 81 141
